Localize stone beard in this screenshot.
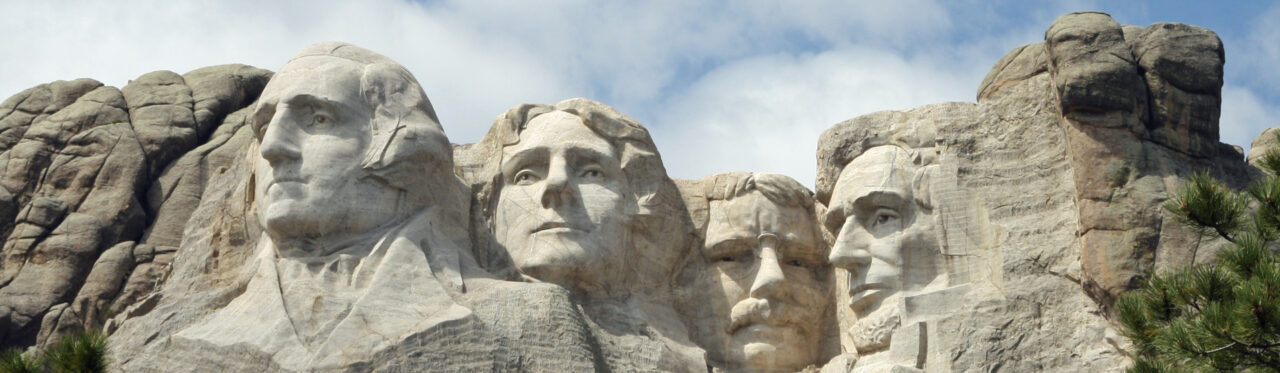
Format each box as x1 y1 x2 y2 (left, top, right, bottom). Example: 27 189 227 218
825 145 942 355
493 110 634 295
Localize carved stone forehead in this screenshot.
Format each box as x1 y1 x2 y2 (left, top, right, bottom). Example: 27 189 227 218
831 145 915 205
705 192 818 250
504 111 617 161
261 56 365 106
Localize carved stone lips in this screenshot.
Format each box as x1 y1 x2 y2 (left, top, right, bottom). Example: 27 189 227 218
532 221 576 233
270 174 305 185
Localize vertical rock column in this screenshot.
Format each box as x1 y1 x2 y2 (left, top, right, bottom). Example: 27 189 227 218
1046 12 1230 310
1046 12 1165 310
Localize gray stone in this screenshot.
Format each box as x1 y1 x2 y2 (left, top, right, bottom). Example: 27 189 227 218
0 13 1262 373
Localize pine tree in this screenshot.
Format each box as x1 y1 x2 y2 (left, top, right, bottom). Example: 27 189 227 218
1118 144 1280 372
0 329 109 373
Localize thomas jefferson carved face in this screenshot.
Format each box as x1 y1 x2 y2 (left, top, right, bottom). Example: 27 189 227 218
251 56 405 256
698 190 826 372
493 111 632 292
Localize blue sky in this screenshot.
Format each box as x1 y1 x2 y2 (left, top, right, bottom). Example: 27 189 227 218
2 1 1276 187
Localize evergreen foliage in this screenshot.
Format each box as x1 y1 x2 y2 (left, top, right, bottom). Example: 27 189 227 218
44 330 109 373
0 330 109 373
0 348 40 373
1118 144 1280 372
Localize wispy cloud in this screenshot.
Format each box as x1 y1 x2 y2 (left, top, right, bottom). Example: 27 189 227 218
1 0 1276 187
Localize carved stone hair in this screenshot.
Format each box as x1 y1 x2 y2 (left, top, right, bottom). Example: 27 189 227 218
686 172 825 254
460 98 688 287
270 42 456 210
703 172 815 209
814 110 942 216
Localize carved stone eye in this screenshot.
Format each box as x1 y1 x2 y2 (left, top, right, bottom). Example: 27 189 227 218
872 208 900 226
514 170 539 185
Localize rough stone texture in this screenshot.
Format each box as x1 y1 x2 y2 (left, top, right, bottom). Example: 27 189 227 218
807 12 1251 371
1250 127 1280 167
0 65 269 349
1044 12 1247 312
0 12 1267 373
674 172 836 372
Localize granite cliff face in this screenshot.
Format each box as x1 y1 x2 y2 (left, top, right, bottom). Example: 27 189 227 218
0 12 1261 372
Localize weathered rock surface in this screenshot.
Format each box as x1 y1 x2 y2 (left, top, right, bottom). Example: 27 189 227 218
806 11 1252 371
0 11 1265 373
0 65 269 349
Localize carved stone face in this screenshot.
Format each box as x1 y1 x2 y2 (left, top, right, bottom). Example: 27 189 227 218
826 145 939 316
698 191 826 372
494 111 631 291
251 57 404 255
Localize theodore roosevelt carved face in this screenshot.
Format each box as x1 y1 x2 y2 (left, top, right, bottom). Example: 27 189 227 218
687 173 829 372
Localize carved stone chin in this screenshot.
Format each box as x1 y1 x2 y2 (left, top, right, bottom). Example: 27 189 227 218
165 42 483 371
5 12 1240 372
493 110 632 294
677 172 830 373
828 145 942 318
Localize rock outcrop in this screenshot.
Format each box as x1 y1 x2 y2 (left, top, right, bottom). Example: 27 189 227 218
0 65 269 349
0 11 1266 373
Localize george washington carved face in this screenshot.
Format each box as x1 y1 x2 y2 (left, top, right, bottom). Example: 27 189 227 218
250 47 450 257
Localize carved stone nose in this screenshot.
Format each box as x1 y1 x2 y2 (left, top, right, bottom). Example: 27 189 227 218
259 120 301 166
750 240 786 299
829 222 872 269
540 160 572 208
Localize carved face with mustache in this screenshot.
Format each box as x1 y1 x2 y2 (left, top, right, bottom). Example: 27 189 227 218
694 190 828 372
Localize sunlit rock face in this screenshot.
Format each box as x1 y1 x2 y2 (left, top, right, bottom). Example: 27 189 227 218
675 172 832 372
0 11 1262 373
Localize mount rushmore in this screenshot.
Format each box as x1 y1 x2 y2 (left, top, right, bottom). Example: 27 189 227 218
0 11 1263 372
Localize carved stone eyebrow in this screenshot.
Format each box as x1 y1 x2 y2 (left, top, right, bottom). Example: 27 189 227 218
500 147 549 175
851 189 909 215
563 146 619 170
703 236 753 258
283 93 340 112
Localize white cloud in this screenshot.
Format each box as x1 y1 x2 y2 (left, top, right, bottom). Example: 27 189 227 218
0 0 975 175
15 0 1263 191
1221 85 1280 155
0 0 582 142
650 46 978 186
1216 2 1280 156
1232 3 1280 90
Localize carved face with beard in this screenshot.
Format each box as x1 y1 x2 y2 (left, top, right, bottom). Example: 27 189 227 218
825 145 942 354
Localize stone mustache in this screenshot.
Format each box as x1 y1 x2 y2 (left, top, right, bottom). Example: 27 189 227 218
100 41 977 372
2 10 1244 373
